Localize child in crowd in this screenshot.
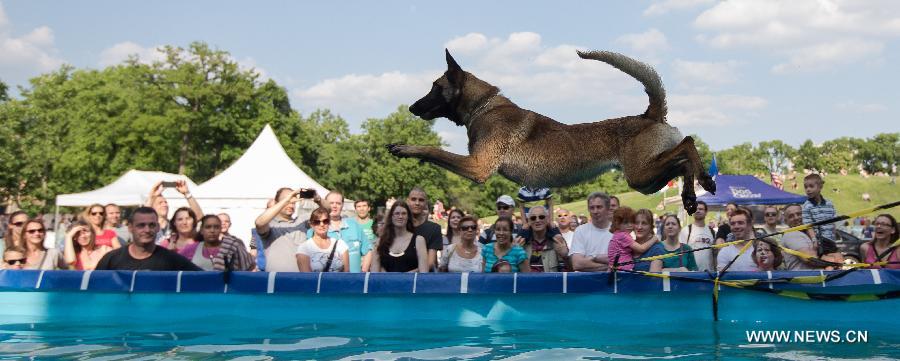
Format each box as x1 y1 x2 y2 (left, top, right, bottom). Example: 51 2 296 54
607 207 658 271
3 246 27 270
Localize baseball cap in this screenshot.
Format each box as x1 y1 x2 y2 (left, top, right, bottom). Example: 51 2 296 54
496 195 515 207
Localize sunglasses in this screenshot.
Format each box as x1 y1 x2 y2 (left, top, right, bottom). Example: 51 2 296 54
529 215 547 221
5 259 26 266
26 229 45 234
497 205 511 210
765 213 778 217
310 219 331 226
460 225 478 231
558 214 569 218
11 221 25 227
91 212 104 216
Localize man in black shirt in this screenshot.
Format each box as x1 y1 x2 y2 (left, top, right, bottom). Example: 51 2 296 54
407 187 443 271
96 207 201 271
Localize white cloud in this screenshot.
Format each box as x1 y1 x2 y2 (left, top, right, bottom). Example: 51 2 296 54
0 3 64 81
444 33 489 54
672 59 741 87
644 0 716 16
693 0 900 73
615 28 670 56
772 38 883 73
293 70 437 111
98 41 166 66
98 42 269 80
835 100 887 113
668 94 768 126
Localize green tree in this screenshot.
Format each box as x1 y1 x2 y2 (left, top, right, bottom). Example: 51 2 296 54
857 133 899 174
819 137 862 173
795 139 821 172
758 140 796 174
716 142 768 174
0 79 8 102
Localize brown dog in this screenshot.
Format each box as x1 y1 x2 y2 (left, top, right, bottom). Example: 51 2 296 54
389 50 715 214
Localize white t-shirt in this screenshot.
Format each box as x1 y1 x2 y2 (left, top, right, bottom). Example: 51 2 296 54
440 243 484 273
561 230 575 249
679 224 715 271
296 238 349 272
716 243 756 272
781 232 816 270
569 223 612 257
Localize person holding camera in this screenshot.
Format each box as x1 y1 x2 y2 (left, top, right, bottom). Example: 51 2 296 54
254 187 319 272
146 180 204 243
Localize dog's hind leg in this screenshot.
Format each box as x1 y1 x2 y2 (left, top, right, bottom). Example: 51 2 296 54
622 136 706 214
387 144 499 183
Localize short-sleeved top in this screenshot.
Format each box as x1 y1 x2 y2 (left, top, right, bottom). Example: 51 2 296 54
631 242 666 272
803 197 837 242
679 224 715 271
440 243 484 273
358 218 376 244
659 243 698 271
607 231 637 270
95 246 201 271
568 223 612 257
716 234 756 272
414 221 444 251
260 217 309 272
296 238 349 272
306 218 371 272
483 243 528 272
25 248 65 270
95 229 119 248
781 232 816 270
159 235 198 259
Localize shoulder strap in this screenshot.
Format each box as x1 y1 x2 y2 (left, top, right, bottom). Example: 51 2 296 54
323 239 339 272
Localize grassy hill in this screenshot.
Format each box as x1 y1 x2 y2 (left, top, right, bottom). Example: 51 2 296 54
480 174 899 223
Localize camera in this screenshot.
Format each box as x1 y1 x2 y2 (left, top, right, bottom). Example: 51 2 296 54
298 188 316 199
161 181 178 188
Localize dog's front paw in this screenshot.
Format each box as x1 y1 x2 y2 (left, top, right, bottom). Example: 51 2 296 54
387 144 412 157
682 193 698 215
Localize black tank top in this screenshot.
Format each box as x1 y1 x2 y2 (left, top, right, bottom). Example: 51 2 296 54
382 233 419 272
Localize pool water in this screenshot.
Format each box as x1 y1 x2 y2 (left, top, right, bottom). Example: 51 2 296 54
1 316 898 360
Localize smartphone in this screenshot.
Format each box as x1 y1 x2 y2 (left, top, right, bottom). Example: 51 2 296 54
161 181 178 188
298 188 316 199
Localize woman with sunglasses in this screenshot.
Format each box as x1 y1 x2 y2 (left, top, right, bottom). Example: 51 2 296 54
21 219 64 270
1 211 28 259
483 217 530 273
3 246 27 270
63 221 112 270
297 208 350 272
860 214 900 270
439 216 483 272
82 204 121 249
370 201 428 273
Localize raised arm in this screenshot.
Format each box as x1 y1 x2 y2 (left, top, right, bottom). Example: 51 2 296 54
255 189 299 236
629 235 659 254
63 226 81 268
175 180 203 219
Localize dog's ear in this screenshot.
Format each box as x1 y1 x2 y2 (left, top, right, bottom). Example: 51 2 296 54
445 49 464 85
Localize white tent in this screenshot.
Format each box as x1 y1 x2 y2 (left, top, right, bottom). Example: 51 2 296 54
55 170 198 208
170 124 331 243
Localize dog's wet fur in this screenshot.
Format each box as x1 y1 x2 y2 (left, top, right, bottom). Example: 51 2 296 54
389 49 715 214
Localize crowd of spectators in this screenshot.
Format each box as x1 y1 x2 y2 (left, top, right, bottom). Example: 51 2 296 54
2 172 898 274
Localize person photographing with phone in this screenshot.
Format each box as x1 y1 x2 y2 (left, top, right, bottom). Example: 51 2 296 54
255 187 321 272
145 180 204 243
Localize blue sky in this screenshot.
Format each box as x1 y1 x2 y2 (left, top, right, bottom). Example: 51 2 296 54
1 0 898 154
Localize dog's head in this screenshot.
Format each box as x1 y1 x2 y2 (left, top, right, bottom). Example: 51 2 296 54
409 49 467 125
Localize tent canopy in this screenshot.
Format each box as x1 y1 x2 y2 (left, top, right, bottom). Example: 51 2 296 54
697 174 807 206
194 124 329 199
55 170 197 207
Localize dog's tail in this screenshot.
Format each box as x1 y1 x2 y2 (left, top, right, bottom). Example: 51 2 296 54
577 50 667 122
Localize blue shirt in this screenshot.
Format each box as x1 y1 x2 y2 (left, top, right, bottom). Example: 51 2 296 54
307 217 371 272
633 243 666 272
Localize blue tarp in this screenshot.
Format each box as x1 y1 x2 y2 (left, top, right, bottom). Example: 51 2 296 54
698 174 807 206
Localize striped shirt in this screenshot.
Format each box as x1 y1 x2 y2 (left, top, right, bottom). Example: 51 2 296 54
212 234 255 271
802 197 836 242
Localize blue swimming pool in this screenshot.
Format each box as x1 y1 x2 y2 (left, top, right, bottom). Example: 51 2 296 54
1 270 899 359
